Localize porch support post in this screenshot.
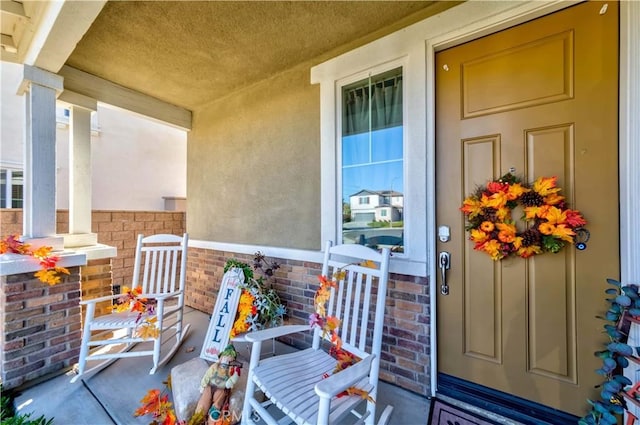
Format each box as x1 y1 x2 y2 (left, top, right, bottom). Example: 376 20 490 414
58 90 97 243
18 65 62 243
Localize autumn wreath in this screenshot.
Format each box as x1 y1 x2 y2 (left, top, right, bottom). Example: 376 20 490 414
460 173 587 260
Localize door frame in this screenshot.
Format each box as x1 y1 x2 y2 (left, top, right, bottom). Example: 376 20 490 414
426 0 640 399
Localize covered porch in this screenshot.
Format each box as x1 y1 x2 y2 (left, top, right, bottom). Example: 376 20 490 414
10 307 440 425
1 1 639 424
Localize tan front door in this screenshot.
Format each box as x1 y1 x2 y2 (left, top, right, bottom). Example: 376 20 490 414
435 1 619 417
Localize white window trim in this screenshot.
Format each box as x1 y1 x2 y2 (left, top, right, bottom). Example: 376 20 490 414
312 38 427 277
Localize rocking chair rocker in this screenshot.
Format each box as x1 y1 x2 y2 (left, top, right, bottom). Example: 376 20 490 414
242 241 393 425
71 233 191 382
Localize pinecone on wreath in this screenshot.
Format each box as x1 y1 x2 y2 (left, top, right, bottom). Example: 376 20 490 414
520 228 542 247
520 191 544 207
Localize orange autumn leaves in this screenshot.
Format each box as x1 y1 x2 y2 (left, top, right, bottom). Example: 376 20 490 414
460 174 587 260
135 388 176 425
114 286 160 339
312 260 378 403
0 235 70 285
230 290 256 338
311 273 343 349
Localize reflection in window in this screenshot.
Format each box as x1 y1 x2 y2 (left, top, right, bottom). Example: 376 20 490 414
341 67 404 253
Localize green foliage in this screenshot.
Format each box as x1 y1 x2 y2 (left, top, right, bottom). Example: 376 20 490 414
224 258 254 280
367 220 403 228
225 253 287 331
579 278 638 425
0 384 53 425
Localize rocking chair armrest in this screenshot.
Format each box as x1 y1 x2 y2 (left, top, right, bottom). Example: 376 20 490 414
78 294 123 305
315 354 375 399
78 291 182 306
244 324 311 342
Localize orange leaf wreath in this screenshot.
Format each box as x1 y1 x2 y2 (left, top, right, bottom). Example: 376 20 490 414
460 173 587 260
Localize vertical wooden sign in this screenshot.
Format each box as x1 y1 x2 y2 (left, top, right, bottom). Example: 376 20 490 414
200 267 245 362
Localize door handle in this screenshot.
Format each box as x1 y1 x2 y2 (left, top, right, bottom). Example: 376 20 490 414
439 251 451 295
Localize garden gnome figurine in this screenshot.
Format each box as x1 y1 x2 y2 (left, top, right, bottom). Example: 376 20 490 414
196 344 241 425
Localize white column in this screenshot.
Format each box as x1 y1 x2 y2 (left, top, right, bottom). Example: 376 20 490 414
69 105 92 234
620 1 640 283
58 90 98 247
18 65 62 242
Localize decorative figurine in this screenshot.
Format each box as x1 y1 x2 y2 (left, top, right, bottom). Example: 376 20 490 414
196 344 241 425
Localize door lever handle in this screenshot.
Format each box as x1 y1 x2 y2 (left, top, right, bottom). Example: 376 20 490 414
439 251 451 295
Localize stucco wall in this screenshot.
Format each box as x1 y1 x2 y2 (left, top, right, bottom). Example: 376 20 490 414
0 62 25 167
188 64 320 250
1 63 187 212
55 106 187 211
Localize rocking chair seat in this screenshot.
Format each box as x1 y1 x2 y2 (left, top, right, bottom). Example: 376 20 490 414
250 348 374 425
89 304 180 329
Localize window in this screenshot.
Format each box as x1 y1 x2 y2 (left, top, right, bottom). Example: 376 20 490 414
341 67 404 253
312 35 428 276
0 169 24 208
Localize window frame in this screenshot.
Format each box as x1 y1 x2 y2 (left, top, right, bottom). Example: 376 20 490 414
0 167 24 208
312 43 428 276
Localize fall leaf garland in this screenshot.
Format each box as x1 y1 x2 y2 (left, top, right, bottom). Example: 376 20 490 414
0 234 70 285
312 262 377 403
113 286 160 339
460 173 587 260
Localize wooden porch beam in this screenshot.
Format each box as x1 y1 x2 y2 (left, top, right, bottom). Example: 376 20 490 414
58 65 192 131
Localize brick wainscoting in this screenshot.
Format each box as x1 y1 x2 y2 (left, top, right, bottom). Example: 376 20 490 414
0 209 185 389
1 209 186 288
1 210 429 395
1 268 82 389
186 246 431 397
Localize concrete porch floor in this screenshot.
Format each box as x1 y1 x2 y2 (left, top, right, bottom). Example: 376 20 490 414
12 307 432 425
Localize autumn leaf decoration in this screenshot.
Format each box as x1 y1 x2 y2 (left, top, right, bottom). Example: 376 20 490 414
0 234 70 285
114 286 160 339
230 289 256 338
312 261 378 403
134 375 190 425
460 173 587 261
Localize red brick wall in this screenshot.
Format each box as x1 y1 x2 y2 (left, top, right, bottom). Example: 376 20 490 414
1 209 186 289
1 268 82 389
80 258 113 319
56 210 186 285
185 246 431 396
1 209 186 389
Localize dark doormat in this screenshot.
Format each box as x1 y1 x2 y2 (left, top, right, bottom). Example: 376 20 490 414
428 398 500 425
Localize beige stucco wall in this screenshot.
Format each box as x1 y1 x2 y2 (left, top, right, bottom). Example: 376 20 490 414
188 63 320 249
0 62 25 167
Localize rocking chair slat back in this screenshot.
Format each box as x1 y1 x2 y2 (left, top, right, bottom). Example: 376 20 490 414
134 234 187 295
320 242 390 363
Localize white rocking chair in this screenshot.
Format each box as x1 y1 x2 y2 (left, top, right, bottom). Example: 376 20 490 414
71 233 191 383
242 241 393 425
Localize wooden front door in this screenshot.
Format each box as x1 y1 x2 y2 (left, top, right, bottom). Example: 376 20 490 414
435 1 619 418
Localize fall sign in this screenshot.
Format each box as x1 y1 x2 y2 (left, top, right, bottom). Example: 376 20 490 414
200 267 245 362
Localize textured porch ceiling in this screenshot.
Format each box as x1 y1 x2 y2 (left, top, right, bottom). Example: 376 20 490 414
65 1 453 111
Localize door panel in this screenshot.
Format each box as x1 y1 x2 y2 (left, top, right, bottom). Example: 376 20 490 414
436 1 619 416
